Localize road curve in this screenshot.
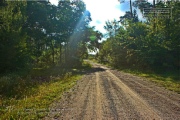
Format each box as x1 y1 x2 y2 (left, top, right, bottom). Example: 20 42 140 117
44 62 180 120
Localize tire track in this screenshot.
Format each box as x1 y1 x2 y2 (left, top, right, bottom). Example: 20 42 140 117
101 75 119 119
95 72 103 120
106 70 162 120
111 70 180 106
110 70 180 119
81 73 97 119
44 74 93 119
109 78 142 119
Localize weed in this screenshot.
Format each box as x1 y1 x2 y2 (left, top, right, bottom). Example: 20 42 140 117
0 62 91 119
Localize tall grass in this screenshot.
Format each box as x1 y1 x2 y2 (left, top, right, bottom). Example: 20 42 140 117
0 62 91 119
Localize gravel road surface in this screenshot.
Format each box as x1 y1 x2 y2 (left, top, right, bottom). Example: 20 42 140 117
44 62 180 120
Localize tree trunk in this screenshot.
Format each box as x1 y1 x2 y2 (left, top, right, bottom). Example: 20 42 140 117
59 42 62 64
130 0 133 18
51 40 55 65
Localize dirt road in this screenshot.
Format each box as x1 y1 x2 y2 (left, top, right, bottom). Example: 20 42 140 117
44 62 180 120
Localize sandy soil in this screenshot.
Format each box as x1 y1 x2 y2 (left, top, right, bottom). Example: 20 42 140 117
44 62 180 120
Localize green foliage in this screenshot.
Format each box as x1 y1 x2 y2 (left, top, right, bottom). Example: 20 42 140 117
0 1 30 72
0 60 92 119
0 71 82 119
99 2 180 73
0 0 99 73
90 35 97 41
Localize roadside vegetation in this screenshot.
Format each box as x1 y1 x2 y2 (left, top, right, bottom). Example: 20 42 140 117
119 68 180 93
0 62 91 119
97 2 180 93
0 0 97 119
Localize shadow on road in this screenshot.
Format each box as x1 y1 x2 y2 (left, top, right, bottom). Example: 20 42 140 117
72 67 106 76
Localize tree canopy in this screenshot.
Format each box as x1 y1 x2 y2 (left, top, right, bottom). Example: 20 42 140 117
0 0 101 73
98 1 180 72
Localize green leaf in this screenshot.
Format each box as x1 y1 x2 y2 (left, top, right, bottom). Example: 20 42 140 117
90 35 96 41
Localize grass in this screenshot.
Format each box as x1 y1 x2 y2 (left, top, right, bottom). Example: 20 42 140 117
120 68 180 93
0 75 81 119
0 62 91 119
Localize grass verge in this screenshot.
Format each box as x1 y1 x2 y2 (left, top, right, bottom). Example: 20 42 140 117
120 68 180 93
1 75 81 119
0 62 91 119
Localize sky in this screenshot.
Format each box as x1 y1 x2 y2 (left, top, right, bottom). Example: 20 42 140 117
82 0 125 34
49 0 146 34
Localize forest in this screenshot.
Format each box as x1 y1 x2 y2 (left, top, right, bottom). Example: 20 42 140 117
98 1 180 74
0 0 102 73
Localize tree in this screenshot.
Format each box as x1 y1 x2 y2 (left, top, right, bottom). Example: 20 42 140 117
0 1 29 72
104 19 120 37
99 1 180 71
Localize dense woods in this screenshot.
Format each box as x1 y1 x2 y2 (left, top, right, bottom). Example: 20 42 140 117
98 1 180 73
0 0 101 73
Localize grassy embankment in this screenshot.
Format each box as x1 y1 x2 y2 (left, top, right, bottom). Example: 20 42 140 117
121 68 180 93
0 62 91 119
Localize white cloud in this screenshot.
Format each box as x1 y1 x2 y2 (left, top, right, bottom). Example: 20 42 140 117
83 0 125 33
50 0 59 5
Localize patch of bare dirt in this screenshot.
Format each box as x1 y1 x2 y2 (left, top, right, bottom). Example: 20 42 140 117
44 62 180 120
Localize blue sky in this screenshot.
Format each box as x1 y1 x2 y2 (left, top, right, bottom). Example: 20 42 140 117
82 0 125 34
49 0 146 34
